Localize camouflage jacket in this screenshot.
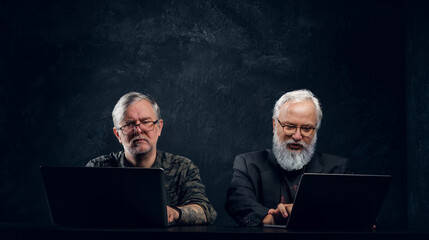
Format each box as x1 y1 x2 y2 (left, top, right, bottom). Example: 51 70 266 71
86 150 217 224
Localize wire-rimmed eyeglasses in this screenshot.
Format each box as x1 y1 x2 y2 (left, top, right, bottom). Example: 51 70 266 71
277 119 316 137
118 120 159 135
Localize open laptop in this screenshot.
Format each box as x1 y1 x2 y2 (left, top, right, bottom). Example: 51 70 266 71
40 166 172 228
264 173 391 231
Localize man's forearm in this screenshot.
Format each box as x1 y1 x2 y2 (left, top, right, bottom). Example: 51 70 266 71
178 204 207 225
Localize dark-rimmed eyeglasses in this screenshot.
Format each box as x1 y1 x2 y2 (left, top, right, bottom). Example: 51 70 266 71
277 119 316 137
118 120 159 135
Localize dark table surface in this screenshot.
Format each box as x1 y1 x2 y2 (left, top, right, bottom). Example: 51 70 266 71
1 222 428 240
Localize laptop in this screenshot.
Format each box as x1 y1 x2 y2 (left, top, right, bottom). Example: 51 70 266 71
264 173 391 231
40 166 172 228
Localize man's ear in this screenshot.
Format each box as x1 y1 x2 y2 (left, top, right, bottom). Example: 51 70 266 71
113 127 122 143
157 119 164 137
272 118 276 134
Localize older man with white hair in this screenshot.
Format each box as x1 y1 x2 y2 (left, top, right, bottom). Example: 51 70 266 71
225 89 350 226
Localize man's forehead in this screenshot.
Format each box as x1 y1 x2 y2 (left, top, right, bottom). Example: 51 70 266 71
122 116 152 122
123 100 156 120
279 100 317 119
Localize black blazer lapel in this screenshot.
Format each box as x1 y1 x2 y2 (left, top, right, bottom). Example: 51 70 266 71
261 151 282 209
305 152 324 173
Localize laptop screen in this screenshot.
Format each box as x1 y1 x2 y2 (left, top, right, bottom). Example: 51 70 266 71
40 166 169 228
285 173 391 231
264 173 391 231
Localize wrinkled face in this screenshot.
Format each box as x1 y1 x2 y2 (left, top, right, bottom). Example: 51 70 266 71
113 99 163 156
273 100 318 152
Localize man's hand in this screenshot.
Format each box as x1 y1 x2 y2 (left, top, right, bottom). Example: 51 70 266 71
262 203 293 225
166 206 180 223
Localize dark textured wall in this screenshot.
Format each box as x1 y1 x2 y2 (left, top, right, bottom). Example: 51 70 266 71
407 0 429 231
0 0 411 228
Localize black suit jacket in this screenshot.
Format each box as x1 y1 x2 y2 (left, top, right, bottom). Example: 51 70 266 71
225 149 350 226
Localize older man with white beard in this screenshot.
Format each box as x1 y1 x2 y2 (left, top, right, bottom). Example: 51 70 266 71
225 89 350 227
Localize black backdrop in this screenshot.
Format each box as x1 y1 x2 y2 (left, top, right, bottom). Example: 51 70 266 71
0 0 427 230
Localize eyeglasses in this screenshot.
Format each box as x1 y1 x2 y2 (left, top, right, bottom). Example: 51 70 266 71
118 120 159 135
277 119 316 137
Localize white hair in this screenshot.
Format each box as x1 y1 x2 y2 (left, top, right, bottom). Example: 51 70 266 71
272 89 323 129
112 92 161 128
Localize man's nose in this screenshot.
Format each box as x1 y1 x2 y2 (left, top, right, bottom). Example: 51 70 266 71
291 128 303 141
134 123 144 134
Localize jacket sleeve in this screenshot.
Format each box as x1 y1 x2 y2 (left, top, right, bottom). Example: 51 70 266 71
225 154 269 226
343 158 352 174
178 162 217 224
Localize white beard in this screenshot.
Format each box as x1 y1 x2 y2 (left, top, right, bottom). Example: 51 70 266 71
272 132 317 171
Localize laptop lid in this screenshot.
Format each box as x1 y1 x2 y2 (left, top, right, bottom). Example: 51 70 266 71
285 173 391 231
40 166 170 228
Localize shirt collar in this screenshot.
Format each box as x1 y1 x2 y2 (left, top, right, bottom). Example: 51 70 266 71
152 150 163 168
120 150 163 168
